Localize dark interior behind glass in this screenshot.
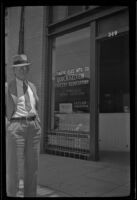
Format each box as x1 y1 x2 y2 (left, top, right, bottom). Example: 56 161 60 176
99 34 129 113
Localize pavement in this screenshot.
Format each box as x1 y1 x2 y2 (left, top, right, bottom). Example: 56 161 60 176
36 151 130 197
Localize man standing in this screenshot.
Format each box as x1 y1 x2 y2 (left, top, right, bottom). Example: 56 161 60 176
5 54 41 197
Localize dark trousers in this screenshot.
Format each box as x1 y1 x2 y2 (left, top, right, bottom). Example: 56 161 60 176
6 119 41 197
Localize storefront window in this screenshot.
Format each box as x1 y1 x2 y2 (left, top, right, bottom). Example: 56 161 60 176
86 6 99 10
50 6 97 24
67 6 84 16
51 27 90 132
51 6 67 23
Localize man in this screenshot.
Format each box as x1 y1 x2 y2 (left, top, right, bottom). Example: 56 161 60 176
5 54 41 197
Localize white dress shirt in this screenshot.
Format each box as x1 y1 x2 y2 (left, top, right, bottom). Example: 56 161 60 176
12 78 37 117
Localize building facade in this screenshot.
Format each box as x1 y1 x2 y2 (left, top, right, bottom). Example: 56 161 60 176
5 6 130 161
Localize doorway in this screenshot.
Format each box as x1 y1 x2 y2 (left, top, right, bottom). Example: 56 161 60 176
98 33 130 164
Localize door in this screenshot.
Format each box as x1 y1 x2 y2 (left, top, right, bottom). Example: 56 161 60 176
98 33 130 154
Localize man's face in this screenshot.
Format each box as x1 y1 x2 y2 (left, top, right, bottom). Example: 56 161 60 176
13 65 30 80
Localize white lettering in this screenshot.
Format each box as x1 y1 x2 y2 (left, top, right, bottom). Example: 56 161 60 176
108 30 118 37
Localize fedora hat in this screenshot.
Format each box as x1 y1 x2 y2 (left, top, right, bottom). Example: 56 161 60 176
12 54 31 67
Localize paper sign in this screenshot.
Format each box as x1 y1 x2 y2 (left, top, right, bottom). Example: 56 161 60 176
59 103 72 113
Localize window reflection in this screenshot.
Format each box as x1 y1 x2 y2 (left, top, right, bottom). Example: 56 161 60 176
51 27 90 132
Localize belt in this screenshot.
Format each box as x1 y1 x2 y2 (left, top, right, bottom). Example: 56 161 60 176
10 115 36 121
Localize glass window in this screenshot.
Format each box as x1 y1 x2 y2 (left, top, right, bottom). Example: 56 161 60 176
50 6 99 24
67 6 84 16
51 27 90 132
51 6 85 24
51 6 67 23
85 6 98 10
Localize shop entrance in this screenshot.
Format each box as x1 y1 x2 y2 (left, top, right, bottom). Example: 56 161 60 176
98 33 130 163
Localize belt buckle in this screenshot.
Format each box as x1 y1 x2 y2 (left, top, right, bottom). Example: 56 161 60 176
26 115 35 122
25 116 29 123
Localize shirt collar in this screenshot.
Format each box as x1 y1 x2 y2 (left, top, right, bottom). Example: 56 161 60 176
16 77 23 87
16 78 29 87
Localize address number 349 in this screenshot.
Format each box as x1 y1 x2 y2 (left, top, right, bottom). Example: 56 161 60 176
108 30 118 37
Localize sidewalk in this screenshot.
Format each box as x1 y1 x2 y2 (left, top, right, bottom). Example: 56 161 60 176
37 152 130 197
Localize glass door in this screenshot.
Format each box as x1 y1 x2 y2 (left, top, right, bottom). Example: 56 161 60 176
98 33 130 156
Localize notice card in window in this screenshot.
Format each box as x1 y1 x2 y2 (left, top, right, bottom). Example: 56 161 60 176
59 103 72 113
